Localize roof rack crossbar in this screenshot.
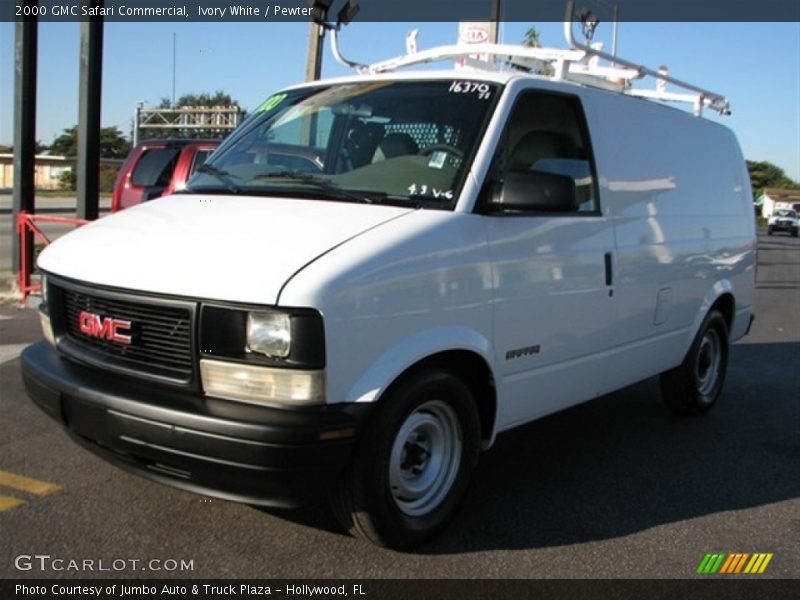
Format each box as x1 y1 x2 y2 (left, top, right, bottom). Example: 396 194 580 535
366 43 586 75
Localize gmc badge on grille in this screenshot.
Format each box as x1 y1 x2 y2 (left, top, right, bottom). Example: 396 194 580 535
78 311 132 344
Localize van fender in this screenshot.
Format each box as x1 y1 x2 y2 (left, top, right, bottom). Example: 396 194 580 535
684 279 735 355
342 326 496 407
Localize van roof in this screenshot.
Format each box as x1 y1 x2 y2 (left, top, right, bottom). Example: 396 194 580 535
284 69 521 90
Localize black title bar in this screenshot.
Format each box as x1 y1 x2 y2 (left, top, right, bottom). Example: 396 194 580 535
2 579 799 600
4 0 800 22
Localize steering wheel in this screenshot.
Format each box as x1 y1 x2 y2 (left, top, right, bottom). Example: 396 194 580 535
419 144 464 158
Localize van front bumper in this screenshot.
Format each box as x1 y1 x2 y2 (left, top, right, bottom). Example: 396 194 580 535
21 341 369 508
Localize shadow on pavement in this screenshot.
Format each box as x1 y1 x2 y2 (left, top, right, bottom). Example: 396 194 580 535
263 342 800 553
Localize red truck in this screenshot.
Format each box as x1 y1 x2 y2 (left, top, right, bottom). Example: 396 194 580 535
112 139 220 212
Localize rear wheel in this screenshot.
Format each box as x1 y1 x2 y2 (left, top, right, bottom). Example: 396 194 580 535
660 310 729 416
330 369 480 549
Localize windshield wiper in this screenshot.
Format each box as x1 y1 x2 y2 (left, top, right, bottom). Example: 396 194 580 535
253 171 376 204
193 163 240 193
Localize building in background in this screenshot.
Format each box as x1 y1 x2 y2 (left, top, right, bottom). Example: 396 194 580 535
756 188 800 217
0 154 123 192
0 154 74 191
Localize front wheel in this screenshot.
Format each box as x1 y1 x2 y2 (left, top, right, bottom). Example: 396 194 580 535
330 369 480 549
660 310 729 416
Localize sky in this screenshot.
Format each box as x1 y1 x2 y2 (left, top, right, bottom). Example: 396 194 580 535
0 20 798 180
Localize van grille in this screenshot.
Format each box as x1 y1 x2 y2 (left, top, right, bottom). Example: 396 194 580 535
58 285 194 381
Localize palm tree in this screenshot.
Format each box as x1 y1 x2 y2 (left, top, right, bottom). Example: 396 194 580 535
523 26 542 48
522 26 553 76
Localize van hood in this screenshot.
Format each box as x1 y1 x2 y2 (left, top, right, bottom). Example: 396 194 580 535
38 194 413 305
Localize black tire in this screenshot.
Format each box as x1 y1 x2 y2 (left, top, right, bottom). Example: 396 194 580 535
660 310 729 416
767 227 773 236
792 228 799 238
330 369 481 549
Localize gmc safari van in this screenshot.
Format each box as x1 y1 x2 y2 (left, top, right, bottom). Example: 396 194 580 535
22 30 756 549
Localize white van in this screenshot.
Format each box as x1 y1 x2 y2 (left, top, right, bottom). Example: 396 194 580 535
22 30 756 549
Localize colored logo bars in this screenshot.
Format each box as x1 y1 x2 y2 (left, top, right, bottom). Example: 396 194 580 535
697 553 773 574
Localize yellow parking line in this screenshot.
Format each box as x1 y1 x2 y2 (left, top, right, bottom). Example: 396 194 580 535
0 494 26 512
0 469 61 496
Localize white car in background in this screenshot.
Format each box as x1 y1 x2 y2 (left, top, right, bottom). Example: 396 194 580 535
767 209 799 237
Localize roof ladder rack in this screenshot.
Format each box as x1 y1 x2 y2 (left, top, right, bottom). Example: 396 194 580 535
561 1 730 116
325 1 730 118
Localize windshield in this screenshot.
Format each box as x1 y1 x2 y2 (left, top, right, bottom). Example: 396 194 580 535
775 209 797 218
186 80 500 209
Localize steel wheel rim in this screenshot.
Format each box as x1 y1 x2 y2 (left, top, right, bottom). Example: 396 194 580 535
696 328 722 398
389 400 462 517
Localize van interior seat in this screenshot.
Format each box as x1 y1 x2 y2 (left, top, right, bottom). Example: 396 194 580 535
342 122 385 170
507 130 579 173
373 133 420 162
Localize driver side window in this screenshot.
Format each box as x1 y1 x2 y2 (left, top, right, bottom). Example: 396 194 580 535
494 91 599 213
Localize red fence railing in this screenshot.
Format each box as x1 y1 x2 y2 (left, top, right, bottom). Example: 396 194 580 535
16 211 89 304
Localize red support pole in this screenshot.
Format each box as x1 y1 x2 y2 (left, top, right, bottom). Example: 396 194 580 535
17 211 32 302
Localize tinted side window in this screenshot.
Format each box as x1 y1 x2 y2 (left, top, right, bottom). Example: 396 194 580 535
131 148 180 187
494 92 600 213
189 150 213 176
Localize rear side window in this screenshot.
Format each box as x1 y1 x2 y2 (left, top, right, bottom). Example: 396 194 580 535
131 148 180 187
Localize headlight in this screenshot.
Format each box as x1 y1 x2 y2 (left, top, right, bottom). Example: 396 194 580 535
200 304 325 367
247 310 291 358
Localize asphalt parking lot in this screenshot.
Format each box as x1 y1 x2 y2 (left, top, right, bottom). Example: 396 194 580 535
0 230 797 580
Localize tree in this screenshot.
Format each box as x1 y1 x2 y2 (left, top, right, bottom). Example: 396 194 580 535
147 91 243 140
57 162 119 193
49 127 79 156
523 27 542 48
0 141 48 154
49 126 131 159
522 25 554 76
158 91 239 108
747 160 799 198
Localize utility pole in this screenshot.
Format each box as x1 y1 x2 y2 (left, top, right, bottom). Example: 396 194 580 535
611 4 619 58
172 32 177 106
489 0 500 44
303 21 324 146
76 0 103 222
305 22 325 82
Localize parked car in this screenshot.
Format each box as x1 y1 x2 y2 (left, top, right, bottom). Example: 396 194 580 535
111 139 220 212
767 209 799 237
24 37 756 550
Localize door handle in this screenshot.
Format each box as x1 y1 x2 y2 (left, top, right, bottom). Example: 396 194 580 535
604 252 613 286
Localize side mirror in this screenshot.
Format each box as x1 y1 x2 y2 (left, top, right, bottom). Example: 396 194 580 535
491 170 578 212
